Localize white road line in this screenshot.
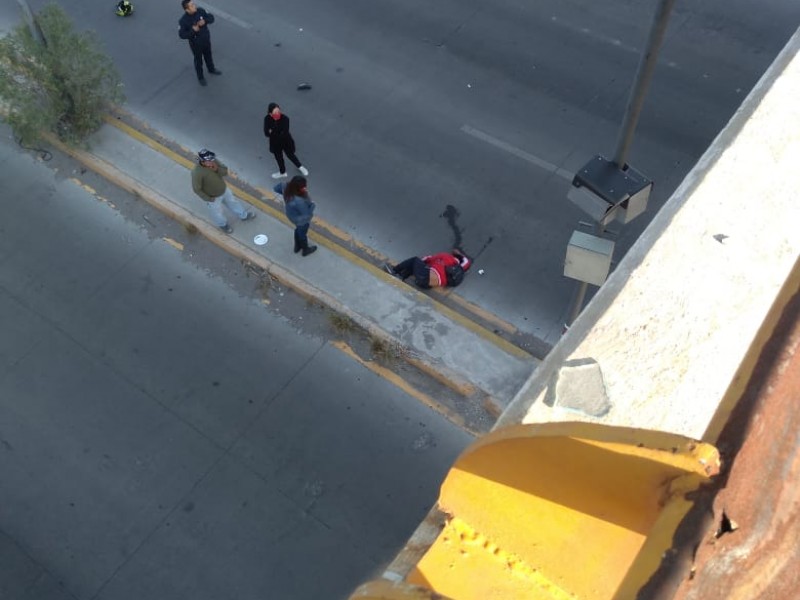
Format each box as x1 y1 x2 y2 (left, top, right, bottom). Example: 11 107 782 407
550 16 679 69
461 125 574 181
203 3 253 29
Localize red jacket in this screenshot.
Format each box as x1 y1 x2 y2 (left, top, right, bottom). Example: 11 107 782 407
422 252 472 287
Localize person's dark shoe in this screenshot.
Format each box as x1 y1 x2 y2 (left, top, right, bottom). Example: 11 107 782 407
301 245 317 257
199 78 208 86
241 211 256 221
294 243 301 254
219 224 233 234
208 69 223 75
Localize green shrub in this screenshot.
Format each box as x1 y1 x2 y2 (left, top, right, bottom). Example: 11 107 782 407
0 3 124 145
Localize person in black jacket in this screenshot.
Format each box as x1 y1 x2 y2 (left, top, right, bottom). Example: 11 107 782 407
263 103 309 179
178 0 222 86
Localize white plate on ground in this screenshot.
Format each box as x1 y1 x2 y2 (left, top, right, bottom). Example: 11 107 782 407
253 234 269 246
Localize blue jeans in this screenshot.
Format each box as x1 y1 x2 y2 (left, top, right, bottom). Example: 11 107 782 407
206 188 248 227
294 223 310 250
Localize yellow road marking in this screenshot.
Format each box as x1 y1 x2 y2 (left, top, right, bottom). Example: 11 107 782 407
50 126 505 422
330 340 479 436
162 237 184 251
438 290 518 335
105 116 194 169
103 115 532 360
68 178 97 195
404 356 476 397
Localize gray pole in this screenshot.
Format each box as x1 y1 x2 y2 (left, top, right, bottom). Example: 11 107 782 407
16 0 46 46
612 0 676 168
564 0 675 330
564 221 604 329
565 278 589 331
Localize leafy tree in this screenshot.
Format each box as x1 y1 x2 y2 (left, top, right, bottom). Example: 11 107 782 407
0 3 124 145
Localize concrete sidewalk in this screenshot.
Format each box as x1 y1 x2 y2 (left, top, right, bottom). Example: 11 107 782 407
51 116 537 414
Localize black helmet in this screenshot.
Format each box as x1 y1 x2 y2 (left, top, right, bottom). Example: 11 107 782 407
198 149 216 163
115 1 133 16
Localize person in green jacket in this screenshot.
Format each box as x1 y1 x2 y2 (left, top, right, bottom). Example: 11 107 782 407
192 149 255 233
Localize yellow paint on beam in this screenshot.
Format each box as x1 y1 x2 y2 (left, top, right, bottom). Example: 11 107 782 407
412 516 576 600
330 340 478 436
351 578 454 599
404 422 718 599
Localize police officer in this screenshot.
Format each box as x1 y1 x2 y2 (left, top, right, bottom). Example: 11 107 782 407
178 1 222 86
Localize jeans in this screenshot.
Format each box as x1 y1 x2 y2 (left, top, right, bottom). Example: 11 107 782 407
206 188 249 227
393 257 431 288
294 223 310 250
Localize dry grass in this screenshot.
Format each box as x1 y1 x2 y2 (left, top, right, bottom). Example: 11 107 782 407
329 313 357 334
370 336 406 363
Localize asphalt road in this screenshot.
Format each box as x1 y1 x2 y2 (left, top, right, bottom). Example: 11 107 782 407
5 1 798 343
0 132 472 600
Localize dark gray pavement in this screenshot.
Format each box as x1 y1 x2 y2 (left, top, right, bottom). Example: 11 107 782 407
54 118 534 409
6 0 797 344
0 133 472 600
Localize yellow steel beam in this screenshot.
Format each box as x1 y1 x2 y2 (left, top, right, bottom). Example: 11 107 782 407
350 579 454 599
353 422 718 599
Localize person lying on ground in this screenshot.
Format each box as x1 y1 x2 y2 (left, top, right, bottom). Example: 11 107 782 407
385 250 472 289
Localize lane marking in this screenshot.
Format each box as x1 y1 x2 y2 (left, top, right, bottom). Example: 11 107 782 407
201 3 253 30
404 355 476 397
162 237 185 251
436 289 517 335
550 15 680 69
461 124 574 181
330 340 480 436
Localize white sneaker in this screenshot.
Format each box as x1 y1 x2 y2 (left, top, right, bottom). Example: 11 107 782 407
299 166 309 176
271 172 288 179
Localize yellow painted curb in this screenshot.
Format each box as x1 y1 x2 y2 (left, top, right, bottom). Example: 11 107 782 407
331 341 480 437
46 131 488 433
103 114 532 360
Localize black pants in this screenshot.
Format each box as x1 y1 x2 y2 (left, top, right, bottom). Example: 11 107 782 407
272 149 302 174
393 257 431 288
190 41 215 80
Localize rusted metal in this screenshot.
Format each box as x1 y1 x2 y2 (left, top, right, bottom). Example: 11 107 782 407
642 286 800 599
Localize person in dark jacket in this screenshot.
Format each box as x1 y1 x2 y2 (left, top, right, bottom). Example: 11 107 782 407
273 176 317 256
385 250 472 288
263 103 309 179
178 0 221 86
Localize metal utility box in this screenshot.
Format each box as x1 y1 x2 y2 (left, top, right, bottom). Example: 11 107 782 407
568 155 652 225
615 185 650 224
564 230 615 286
